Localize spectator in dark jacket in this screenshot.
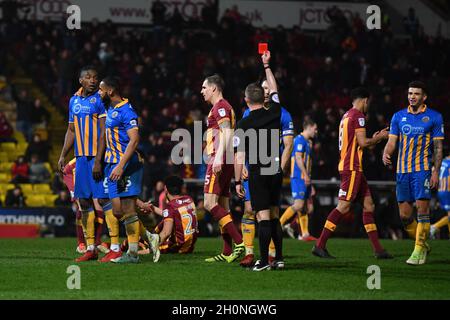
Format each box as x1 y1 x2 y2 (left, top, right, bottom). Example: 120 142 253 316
5 186 26 207
25 133 50 162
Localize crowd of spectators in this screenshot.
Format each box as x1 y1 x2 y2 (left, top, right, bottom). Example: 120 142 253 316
1 3 449 201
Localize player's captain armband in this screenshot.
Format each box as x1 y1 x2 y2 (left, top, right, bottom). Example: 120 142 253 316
163 209 169 218
218 108 226 117
358 118 365 127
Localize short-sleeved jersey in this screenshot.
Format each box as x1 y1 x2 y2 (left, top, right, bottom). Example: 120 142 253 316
338 108 366 172
205 99 236 156
235 93 281 174
68 88 106 157
243 106 294 152
63 158 76 196
104 99 139 164
162 195 198 245
389 105 444 173
438 157 450 193
291 134 312 179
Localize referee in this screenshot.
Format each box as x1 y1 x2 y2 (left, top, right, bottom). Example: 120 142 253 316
234 51 284 271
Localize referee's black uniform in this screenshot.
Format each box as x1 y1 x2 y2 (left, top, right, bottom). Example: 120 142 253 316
235 92 284 269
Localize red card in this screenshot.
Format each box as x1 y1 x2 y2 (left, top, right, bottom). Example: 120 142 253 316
258 43 268 54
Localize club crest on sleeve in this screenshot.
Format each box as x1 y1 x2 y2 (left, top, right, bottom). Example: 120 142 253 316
163 209 169 218
130 119 137 126
339 189 347 197
358 118 365 127
233 136 240 147
218 108 226 117
272 94 280 103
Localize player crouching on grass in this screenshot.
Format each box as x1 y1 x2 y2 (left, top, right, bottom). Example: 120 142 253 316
137 176 199 263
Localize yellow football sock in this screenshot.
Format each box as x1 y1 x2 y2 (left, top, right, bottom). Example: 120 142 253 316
280 206 295 226
299 212 309 236
122 215 140 254
81 209 95 247
415 214 430 249
241 212 255 255
404 219 417 240
433 216 448 229
105 209 120 245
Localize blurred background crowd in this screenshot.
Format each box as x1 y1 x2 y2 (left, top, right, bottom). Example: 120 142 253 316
0 0 448 238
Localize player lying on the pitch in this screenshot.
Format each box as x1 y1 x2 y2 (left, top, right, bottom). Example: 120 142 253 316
136 176 199 262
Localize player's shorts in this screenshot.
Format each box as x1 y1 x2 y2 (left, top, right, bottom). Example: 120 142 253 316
160 234 197 254
248 171 283 212
105 153 143 199
396 171 431 202
291 177 311 200
74 156 109 199
203 163 234 198
338 170 371 202
243 179 251 202
437 192 450 211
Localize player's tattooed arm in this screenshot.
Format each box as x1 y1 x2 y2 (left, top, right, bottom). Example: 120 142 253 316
382 134 398 167
58 123 75 174
431 139 443 189
109 128 139 181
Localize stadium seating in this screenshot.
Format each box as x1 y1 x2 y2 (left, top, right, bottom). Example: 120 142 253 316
0 162 13 172
25 195 47 207
33 184 52 194
19 183 33 195
44 195 59 207
0 152 8 163
0 172 11 184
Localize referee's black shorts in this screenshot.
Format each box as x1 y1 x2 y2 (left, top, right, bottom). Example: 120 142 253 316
248 171 283 212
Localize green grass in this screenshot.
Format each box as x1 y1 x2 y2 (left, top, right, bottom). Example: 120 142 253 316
0 238 449 300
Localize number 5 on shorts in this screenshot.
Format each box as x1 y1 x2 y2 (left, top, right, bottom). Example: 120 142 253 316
205 174 210 186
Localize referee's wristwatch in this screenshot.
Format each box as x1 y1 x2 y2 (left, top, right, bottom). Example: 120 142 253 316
234 180 242 187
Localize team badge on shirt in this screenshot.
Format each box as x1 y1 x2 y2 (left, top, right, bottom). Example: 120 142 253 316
90 97 96 104
112 111 118 118
218 108 226 117
422 116 430 123
163 209 169 218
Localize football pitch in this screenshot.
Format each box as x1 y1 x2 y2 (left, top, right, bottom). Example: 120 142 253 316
0 238 449 300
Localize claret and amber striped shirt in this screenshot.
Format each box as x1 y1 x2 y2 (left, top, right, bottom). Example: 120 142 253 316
338 108 366 172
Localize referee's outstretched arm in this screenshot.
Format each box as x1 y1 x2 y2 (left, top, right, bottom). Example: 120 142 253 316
262 51 277 94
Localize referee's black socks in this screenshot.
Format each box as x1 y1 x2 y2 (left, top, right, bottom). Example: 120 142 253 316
258 220 272 265
270 218 283 261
